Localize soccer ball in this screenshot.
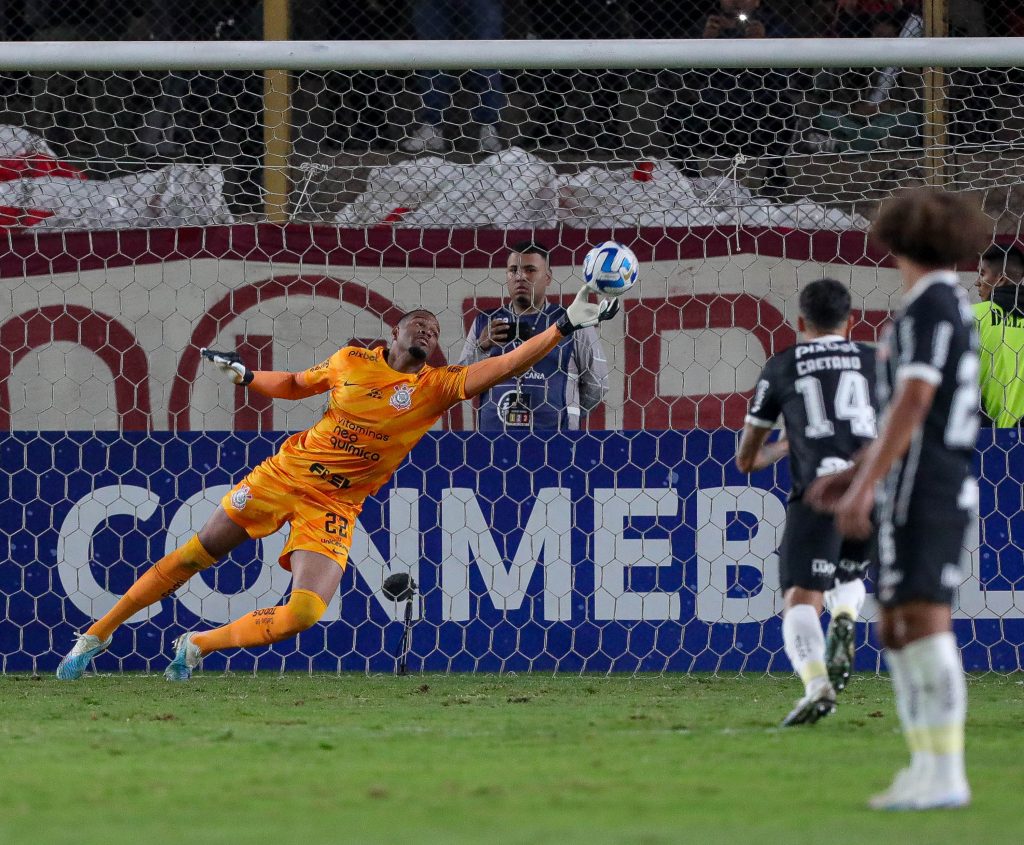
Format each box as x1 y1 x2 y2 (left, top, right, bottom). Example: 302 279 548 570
582 241 639 297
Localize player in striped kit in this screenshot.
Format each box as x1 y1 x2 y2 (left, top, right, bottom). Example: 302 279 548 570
810 187 988 810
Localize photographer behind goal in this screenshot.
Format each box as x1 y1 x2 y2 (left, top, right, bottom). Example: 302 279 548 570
459 241 609 430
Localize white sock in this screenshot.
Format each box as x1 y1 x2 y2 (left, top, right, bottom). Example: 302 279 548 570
783 604 828 694
884 648 933 779
825 578 866 621
902 632 968 792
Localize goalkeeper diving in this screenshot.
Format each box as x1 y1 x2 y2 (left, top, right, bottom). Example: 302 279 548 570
58 289 619 680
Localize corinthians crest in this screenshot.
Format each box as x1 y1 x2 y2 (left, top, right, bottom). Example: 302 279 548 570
230 485 253 510
389 384 415 411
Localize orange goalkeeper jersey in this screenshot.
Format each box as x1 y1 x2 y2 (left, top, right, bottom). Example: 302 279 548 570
269 346 468 502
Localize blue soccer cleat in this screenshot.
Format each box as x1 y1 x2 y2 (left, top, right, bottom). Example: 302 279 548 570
164 632 202 681
56 633 112 680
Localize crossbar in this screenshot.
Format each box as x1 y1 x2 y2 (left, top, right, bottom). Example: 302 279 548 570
1 38 1022 72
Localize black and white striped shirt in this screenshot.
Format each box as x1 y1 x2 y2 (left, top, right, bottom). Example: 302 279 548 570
877 270 979 525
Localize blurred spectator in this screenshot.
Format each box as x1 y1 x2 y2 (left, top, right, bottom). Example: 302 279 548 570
628 0 714 38
973 244 1024 427
517 1 628 153
26 0 129 40
294 1 406 152
949 0 986 36
947 0 1002 146
834 0 984 38
658 0 797 196
1 0 36 39
693 0 793 38
0 0 31 110
1000 4 1024 37
832 0 911 37
135 1 260 158
400 0 506 154
458 241 609 430
799 10 922 153
25 1 138 152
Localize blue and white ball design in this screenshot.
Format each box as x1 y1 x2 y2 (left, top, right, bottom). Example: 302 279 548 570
582 241 639 297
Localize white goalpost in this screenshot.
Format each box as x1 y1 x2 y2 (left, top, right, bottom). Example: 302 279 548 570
3 37 1024 70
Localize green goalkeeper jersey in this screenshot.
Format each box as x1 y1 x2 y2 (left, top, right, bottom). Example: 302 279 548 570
974 285 1024 427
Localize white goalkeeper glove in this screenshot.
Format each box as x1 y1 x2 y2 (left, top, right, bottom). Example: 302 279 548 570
200 348 254 386
556 286 621 336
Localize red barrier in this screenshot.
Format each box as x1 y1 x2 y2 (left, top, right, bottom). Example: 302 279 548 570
0 224 917 431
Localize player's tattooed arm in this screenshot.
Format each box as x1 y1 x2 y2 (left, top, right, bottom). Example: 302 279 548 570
806 444 868 512
833 378 936 539
758 431 789 470
735 425 788 474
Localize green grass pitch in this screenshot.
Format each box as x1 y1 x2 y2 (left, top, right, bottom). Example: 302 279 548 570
1 673 1020 845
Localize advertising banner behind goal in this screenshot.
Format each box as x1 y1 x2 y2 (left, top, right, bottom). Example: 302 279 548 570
2 429 1022 674
2 225 1022 673
2 224 901 431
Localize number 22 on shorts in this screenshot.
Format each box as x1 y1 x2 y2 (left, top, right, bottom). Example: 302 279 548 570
324 512 350 537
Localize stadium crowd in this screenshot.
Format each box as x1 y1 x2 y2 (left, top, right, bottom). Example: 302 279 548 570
0 0 1019 162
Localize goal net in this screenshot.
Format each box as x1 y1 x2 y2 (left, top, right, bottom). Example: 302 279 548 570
1 24 1022 674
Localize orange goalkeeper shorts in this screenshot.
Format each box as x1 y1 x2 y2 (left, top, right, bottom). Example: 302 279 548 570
221 458 362 571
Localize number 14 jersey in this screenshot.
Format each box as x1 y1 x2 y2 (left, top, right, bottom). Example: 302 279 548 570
747 335 878 500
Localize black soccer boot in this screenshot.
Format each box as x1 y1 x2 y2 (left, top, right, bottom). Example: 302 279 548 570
780 683 837 727
825 613 857 693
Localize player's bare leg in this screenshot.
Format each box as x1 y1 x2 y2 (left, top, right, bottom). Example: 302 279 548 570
871 602 969 810
780 587 836 727
56 506 248 680
166 550 341 681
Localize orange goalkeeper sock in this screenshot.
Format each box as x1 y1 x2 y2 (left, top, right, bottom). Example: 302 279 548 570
86 535 216 642
191 589 327 654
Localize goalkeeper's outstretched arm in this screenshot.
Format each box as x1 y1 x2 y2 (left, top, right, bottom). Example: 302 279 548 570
201 348 325 400
463 287 620 399
464 325 563 399
249 371 324 400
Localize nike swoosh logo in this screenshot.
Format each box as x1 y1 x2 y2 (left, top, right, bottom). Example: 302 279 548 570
343 381 364 387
